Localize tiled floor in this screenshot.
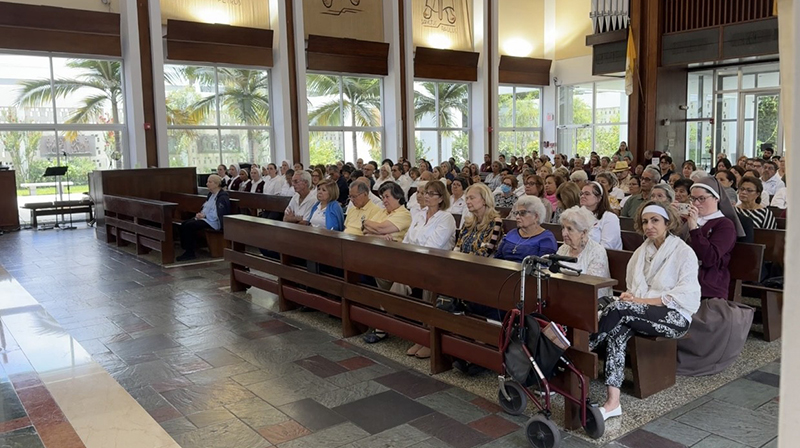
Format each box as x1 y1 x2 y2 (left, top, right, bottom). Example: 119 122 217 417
0 226 782 447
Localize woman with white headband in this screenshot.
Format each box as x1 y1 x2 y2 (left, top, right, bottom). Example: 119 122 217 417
590 200 700 421
579 181 622 250
677 177 753 376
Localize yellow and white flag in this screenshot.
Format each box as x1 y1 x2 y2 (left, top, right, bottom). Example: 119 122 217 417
625 26 636 96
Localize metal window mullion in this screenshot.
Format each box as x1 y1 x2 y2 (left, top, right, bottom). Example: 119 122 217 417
48 56 61 165
214 67 224 164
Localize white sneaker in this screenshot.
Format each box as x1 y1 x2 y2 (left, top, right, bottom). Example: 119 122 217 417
599 405 622 420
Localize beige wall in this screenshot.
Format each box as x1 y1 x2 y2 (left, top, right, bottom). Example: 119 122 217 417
161 0 270 29
498 0 545 58
3 0 118 13
554 0 592 60
303 0 384 41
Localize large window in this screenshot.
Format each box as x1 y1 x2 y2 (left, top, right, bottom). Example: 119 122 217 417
0 54 124 197
307 73 383 166
557 79 628 158
414 81 470 166
498 85 542 157
165 65 272 174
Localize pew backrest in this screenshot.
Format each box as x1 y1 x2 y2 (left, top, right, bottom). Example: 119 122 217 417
753 228 785 266
228 192 291 215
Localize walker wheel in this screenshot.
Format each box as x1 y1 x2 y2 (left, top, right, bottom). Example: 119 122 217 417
583 405 605 439
498 381 527 416
526 415 561 448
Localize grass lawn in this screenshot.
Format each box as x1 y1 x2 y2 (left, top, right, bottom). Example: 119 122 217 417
17 185 90 196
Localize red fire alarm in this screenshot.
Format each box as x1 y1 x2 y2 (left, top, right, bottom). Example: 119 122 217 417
144 122 152 130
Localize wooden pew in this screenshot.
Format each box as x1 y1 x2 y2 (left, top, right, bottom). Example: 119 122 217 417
619 216 635 232
159 192 240 258
104 195 177 264
745 229 786 341
223 215 615 430
228 191 291 217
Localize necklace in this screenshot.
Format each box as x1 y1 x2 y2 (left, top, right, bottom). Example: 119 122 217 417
511 228 541 254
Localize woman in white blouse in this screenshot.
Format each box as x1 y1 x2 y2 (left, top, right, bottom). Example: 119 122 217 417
373 163 393 191
579 182 622 250
590 201 700 421
446 176 469 217
403 180 457 359
556 206 612 298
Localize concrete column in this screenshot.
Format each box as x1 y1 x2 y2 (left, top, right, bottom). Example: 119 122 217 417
120 0 146 169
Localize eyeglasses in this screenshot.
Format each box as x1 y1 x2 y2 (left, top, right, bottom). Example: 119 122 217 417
739 187 758 194
641 177 655 183
579 191 596 197
690 195 713 204
511 210 531 217
348 192 366 200
524 182 539 187
423 192 441 197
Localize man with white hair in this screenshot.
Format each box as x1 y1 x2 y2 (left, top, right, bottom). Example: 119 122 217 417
621 166 660 217
176 175 231 261
284 171 317 224
569 170 589 189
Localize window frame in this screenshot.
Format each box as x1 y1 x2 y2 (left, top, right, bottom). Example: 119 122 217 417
497 84 543 157
164 60 274 171
413 79 472 165
0 50 127 167
306 71 385 164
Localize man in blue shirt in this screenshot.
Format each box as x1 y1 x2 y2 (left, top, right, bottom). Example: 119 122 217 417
177 175 231 261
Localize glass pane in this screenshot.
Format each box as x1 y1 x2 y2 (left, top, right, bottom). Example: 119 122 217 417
414 131 438 165
164 64 217 126
218 68 269 126
556 127 592 158
0 54 54 124
498 85 514 128
307 74 342 127
756 94 780 150
343 131 382 164
595 80 626 124
52 58 125 125
309 131 344 166
686 122 713 168
498 132 516 157
514 87 541 128
720 75 738 91
757 72 780 88
220 129 271 166
341 76 382 128
441 131 469 166
687 71 713 119
744 94 755 120
717 92 737 120
742 74 756 90
743 121 754 159
0 130 54 190
64 129 125 170
518 131 540 155
168 129 220 174
559 84 593 126
718 121 737 157
413 81 437 127
437 82 469 128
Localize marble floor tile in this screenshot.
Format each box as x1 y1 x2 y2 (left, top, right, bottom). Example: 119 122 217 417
642 418 709 446
257 419 310 445
276 422 370 448
708 378 780 410
0 382 28 423
409 411 492 448
278 398 347 431
225 396 289 429
417 390 490 424
294 355 349 378
0 426 45 448
173 419 270 448
374 370 451 399
676 400 777 447
617 429 687 448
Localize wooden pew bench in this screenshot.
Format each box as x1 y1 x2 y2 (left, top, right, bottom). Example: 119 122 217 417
228 191 291 218
159 192 240 258
223 215 616 430
744 229 785 341
22 199 94 228
103 195 177 264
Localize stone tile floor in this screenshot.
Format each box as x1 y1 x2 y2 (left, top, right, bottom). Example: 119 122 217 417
0 226 782 447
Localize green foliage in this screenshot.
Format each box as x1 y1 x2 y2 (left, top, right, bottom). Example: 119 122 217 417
415 138 432 162
309 134 342 166
450 133 470 165
65 157 96 186
757 95 779 148
0 110 43 186
368 146 382 163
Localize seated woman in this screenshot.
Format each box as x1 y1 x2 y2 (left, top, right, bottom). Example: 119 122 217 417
523 175 552 222
677 177 752 376
591 201 700 420
495 196 558 263
550 182 581 224
619 176 641 210
556 206 612 299
373 164 393 191
446 176 470 217
177 175 232 261
494 175 519 208
543 174 563 211
402 181 457 359
736 176 777 229
714 170 737 206
595 173 624 213
580 182 622 250
363 182 413 243
308 180 344 231
216 164 230 189
454 183 504 257
229 167 248 192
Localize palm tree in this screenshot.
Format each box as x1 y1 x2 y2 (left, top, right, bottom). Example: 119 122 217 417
414 82 469 162
307 74 381 162
15 59 123 168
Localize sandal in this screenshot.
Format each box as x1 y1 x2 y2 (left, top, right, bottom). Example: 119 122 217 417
414 347 431 359
406 344 423 356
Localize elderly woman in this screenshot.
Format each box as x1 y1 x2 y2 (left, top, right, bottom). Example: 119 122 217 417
453 183 504 258
523 175 552 222
651 183 675 203
591 201 700 420
373 164 393 191
495 196 557 262
736 176 777 229
551 182 581 224
580 182 622 250
677 177 751 376
176 175 232 261
363 182 412 242
308 179 344 231
619 176 641 210
403 181 457 359
485 161 503 191
556 206 612 299
494 175 519 208
447 176 469 216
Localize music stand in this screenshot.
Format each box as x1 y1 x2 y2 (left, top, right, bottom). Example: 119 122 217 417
42 166 75 230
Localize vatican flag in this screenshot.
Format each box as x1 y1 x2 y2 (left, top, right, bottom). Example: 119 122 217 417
625 27 636 96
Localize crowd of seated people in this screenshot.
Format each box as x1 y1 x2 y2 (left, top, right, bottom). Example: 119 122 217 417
198 142 784 418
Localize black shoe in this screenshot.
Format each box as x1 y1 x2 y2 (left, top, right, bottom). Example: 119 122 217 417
452 359 486 376
437 298 468 315
176 251 197 262
363 330 387 344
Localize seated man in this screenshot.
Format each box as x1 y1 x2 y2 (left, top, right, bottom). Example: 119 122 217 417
177 175 231 261
284 171 317 225
344 181 383 236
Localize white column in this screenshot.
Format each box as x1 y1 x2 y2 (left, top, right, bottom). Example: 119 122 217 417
541 0 558 151
381 0 402 162
270 0 295 165
120 0 146 169
778 0 798 443
471 0 490 163
148 0 169 167
403 0 416 164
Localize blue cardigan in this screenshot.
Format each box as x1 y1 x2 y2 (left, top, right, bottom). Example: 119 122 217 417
308 201 344 231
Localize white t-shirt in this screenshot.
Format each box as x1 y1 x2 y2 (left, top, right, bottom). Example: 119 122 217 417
264 175 284 195
402 209 457 250
309 204 327 228
770 187 787 209
286 189 317 221
447 196 467 216
587 210 622 250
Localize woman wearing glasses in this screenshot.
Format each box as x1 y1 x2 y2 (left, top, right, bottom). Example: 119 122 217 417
494 196 557 263
678 177 752 376
555 206 612 299
580 181 622 250
735 176 777 229
523 175 552 222
493 175 519 208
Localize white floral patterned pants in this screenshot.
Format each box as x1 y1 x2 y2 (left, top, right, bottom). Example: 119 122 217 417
589 301 689 388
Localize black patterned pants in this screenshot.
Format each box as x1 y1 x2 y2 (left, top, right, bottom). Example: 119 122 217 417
590 301 689 388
